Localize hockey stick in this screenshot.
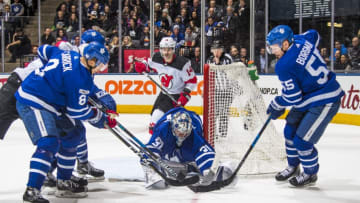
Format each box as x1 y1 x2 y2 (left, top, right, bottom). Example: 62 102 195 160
188 116 272 192
89 97 199 186
133 58 179 105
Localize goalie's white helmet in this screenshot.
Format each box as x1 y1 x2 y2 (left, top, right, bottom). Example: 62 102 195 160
171 111 192 145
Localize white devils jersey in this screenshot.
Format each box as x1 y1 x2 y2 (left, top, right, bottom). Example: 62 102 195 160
147 52 197 94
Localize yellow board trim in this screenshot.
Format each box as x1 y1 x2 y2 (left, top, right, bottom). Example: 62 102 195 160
116 105 360 126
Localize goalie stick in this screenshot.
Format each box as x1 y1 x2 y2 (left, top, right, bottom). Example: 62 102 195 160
188 116 272 192
89 97 199 186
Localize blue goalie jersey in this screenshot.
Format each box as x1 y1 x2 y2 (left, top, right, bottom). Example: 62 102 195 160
271 29 344 111
147 107 215 175
15 45 97 120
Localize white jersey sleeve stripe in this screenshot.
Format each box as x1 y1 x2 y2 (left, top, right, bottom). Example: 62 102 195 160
18 86 61 116
283 90 302 98
295 87 342 109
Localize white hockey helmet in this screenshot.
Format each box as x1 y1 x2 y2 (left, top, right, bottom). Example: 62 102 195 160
160 37 176 49
171 111 192 145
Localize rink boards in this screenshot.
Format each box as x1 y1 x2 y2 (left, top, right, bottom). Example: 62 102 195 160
1 73 360 126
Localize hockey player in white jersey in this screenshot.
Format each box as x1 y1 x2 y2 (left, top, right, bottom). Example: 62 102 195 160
266 25 344 187
15 42 116 203
134 37 197 134
142 107 232 189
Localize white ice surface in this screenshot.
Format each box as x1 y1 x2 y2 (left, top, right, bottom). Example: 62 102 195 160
0 114 360 203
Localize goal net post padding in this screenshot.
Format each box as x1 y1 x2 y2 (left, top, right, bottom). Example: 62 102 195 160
203 62 286 175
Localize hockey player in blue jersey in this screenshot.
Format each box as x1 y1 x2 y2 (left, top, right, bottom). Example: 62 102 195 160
142 107 233 189
266 25 344 187
15 42 116 203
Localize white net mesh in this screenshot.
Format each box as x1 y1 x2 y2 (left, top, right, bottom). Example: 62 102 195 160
204 62 286 175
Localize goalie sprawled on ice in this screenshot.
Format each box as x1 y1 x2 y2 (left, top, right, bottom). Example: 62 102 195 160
141 107 234 190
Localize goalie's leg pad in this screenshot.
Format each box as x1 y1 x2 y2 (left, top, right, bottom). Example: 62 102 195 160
143 165 168 190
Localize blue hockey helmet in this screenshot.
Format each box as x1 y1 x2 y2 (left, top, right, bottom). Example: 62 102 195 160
266 25 294 54
171 111 192 145
82 41 109 70
81 29 106 45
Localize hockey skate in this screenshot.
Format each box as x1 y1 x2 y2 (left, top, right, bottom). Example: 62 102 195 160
275 166 300 181
289 172 317 187
77 161 105 182
55 179 87 198
43 172 56 188
71 174 88 186
23 187 49 203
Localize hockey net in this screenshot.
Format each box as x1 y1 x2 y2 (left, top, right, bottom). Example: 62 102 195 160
203 62 286 175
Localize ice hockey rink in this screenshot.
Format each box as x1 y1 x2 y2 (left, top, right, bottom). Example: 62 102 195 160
0 114 359 203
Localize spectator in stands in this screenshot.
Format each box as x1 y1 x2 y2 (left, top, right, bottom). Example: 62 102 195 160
190 0 201 18
334 49 341 64
6 28 31 63
56 28 68 41
190 10 201 27
335 54 352 71
40 27 55 45
53 10 69 30
161 8 172 30
173 15 185 34
222 6 238 46
171 25 185 50
184 26 197 48
2 4 15 45
237 0 250 48
207 0 222 22
154 2 162 20
229 45 241 62
0 0 5 12
205 16 217 45
189 20 200 35
126 18 141 41
71 35 80 47
348 36 360 69
240 47 249 65
179 7 189 26
70 4 78 17
67 13 79 32
57 3 69 19
333 40 348 60
320 47 330 66
154 24 166 46
191 47 201 73
255 48 266 73
57 0 73 14
122 35 135 49
11 0 24 28
140 26 150 48
31 45 38 55
213 21 225 43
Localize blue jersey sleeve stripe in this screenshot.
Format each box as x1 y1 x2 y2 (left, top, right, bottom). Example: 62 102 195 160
195 152 215 162
38 44 49 62
18 86 61 116
294 87 343 109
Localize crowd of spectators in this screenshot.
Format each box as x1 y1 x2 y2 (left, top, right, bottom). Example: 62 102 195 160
1 0 360 73
0 0 37 62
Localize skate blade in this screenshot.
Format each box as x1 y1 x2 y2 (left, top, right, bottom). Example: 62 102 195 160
41 186 56 196
55 190 88 198
77 174 105 183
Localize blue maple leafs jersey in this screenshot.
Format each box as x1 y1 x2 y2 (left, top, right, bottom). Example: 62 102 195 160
15 45 96 120
147 107 215 175
271 29 344 111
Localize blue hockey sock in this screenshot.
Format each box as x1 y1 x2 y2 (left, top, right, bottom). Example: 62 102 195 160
76 139 88 163
284 124 300 167
27 149 54 190
57 146 77 180
293 136 319 175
